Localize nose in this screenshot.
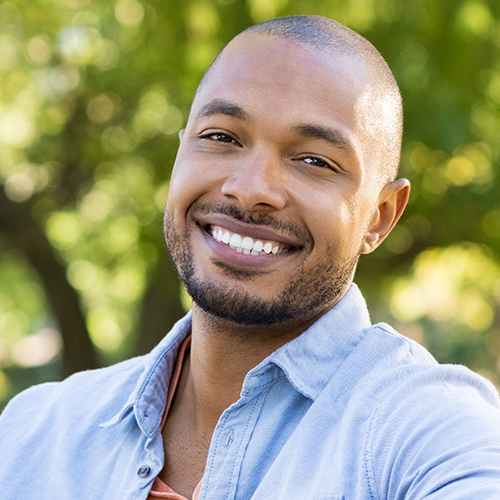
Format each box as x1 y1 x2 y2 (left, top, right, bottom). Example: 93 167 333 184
220 149 287 212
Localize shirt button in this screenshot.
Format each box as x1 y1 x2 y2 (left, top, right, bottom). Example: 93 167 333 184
137 465 151 478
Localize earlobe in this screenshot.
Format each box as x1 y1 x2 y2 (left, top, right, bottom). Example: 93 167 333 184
361 178 411 254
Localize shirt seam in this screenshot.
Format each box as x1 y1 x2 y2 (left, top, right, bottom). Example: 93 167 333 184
362 325 426 500
364 397 382 500
371 324 420 362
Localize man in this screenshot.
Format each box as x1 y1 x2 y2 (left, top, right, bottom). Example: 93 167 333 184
1 15 500 500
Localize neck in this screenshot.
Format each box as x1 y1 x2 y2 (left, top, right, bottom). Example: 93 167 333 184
178 303 329 434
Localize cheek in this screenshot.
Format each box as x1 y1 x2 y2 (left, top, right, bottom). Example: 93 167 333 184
167 157 220 210
300 194 367 253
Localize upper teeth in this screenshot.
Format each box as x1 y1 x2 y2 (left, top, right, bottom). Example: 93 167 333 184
209 225 289 255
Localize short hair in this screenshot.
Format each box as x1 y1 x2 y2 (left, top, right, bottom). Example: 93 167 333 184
195 15 403 186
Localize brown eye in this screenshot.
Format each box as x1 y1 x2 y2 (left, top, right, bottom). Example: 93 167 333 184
201 132 235 143
303 156 330 168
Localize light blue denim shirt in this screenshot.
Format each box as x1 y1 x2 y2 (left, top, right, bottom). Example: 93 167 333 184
2 284 500 499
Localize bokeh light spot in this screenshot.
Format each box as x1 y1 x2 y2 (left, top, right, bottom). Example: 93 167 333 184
27 37 52 65
457 1 493 37
87 309 123 351
0 111 34 147
10 328 62 367
87 94 115 123
67 260 100 292
482 210 500 238
46 212 84 249
445 156 475 186
115 0 144 26
188 1 220 37
4 173 34 202
390 244 500 333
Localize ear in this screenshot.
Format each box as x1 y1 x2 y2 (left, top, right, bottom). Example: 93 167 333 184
178 129 185 141
361 178 411 254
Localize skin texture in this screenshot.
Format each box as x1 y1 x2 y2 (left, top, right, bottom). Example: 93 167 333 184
160 32 410 497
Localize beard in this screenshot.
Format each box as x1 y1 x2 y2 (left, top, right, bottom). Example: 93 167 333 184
164 202 360 328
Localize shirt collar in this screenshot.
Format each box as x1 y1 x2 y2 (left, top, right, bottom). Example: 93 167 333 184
99 311 192 438
101 284 370 436
241 284 372 401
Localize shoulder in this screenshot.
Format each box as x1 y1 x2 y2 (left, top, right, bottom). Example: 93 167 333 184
0 354 154 497
0 310 192 429
357 322 500 425
0 354 147 439
362 321 499 405
357 324 500 498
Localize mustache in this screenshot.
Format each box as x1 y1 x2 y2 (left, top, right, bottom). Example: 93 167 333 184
189 202 313 245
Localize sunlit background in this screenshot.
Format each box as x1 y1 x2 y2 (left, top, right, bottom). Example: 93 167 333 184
1 0 500 409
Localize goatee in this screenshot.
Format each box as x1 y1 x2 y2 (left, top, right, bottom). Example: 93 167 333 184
164 202 359 327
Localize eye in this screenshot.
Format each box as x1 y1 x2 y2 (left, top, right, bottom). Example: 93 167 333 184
301 155 339 172
199 132 237 144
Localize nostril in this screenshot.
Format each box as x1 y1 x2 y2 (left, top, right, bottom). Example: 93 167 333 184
221 182 286 212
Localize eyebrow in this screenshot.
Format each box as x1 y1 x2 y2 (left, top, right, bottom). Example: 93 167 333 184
293 124 353 153
195 100 355 156
195 99 250 121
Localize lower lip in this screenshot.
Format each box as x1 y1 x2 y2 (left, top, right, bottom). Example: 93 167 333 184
199 225 296 269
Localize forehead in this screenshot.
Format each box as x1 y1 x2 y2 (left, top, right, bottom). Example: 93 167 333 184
191 34 369 133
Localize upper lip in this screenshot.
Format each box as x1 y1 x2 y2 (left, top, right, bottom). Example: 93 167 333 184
195 213 304 249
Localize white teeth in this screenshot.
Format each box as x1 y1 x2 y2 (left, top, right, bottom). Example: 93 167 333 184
229 233 242 247
209 225 290 256
241 237 254 250
229 233 241 247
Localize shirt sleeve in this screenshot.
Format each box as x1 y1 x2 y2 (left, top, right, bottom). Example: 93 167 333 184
365 365 500 499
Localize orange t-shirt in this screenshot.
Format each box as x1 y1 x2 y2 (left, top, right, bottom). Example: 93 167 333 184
147 337 203 500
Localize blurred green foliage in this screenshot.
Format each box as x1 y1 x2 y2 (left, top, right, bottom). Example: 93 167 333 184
1 0 500 409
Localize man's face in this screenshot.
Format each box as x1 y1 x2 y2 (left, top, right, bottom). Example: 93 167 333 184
164 34 381 328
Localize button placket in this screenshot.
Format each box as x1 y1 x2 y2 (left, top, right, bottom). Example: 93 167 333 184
200 391 266 500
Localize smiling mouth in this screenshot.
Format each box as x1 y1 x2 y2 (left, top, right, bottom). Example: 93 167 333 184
206 224 294 255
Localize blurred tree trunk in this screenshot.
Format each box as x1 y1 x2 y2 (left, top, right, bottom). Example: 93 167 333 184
0 189 99 375
134 256 185 356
